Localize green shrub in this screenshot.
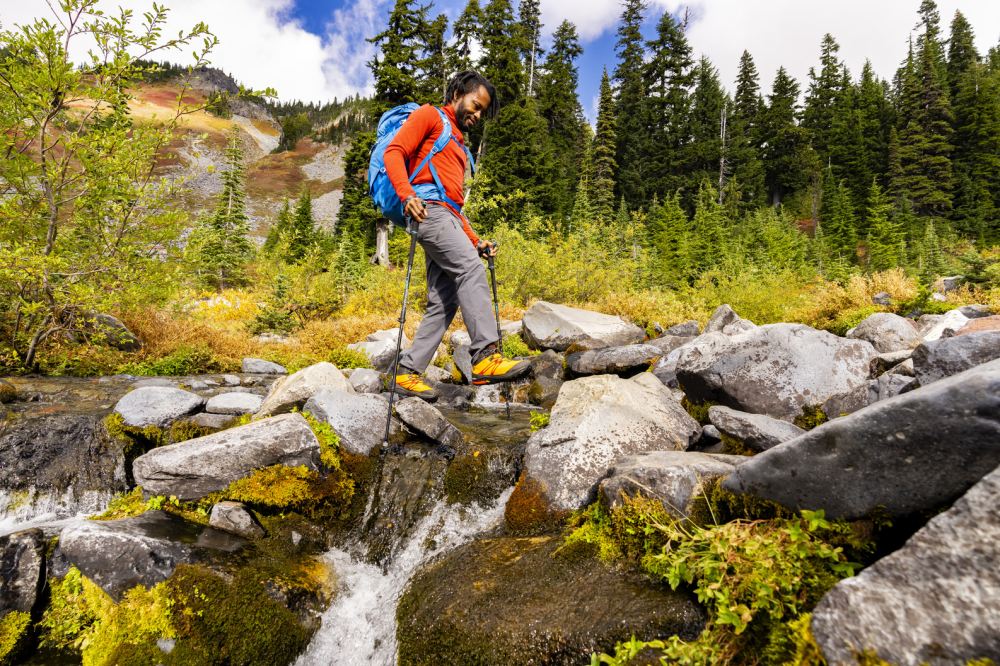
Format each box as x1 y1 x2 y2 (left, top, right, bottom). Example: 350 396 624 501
0 611 31 665
326 346 372 370
502 333 537 358
118 344 225 376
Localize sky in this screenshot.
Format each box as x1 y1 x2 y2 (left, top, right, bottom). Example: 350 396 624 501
3 0 999 122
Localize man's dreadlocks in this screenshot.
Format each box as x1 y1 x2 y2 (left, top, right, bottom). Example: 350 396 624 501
445 71 498 119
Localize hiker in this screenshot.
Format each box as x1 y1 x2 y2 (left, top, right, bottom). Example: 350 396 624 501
382 70 531 400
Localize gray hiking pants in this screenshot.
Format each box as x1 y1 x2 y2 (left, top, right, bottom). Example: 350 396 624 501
399 204 498 373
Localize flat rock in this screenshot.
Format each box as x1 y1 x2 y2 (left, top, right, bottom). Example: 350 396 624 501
397 536 705 665
508 374 701 522
912 331 1000 386
205 391 263 415
184 412 237 431
530 349 564 380
598 451 744 519
917 310 969 342
256 361 353 417
0 529 46 615
304 388 393 456
114 386 204 428
133 413 320 500
722 359 1000 519
956 314 1000 335
811 463 1000 665
56 511 245 599
222 374 241 386
521 301 644 352
348 367 383 393
846 312 920 353
209 501 265 540
394 398 463 452
676 324 877 422
241 357 287 374
708 406 805 452
566 344 661 376
131 377 176 389
702 304 755 335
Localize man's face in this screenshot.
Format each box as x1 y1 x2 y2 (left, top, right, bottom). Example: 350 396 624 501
454 86 491 130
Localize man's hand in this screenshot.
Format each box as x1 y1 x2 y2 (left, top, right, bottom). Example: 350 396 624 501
404 196 428 222
477 239 497 258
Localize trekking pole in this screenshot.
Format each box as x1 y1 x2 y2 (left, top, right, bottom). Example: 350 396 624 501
384 218 419 446
486 244 512 421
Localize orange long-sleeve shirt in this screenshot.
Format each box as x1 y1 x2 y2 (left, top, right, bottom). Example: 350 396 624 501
383 104 479 246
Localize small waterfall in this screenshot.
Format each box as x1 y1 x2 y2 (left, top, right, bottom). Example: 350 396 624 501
0 487 115 536
295 488 512 666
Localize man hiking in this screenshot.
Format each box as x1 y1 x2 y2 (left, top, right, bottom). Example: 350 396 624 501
383 70 531 400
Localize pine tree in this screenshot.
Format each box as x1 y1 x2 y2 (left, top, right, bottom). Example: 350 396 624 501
263 199 292 254
689 181 727 274
517 0 543 97
854 62 894 195
448 0 483 74
646 192 691 286
728 50 766 209
286 188 316 263
368 0 433 112
918 217 943 282
335 131 378 252
760 68 816 205
946 10 977 101
592 69 618 222
865 180 904 271
612 0 648 208
417 13 449 103
819 168 858 262
683 56 725 201
480 0 525 108
188 130 254 289
803 34 846 162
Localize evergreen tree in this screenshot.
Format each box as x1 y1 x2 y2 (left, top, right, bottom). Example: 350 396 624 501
946 10 977 101
188 130 254 289
612 0 648 207
286 188 316 263
642 8 694 204
646 193 690 286
592 69 618 222
728 50 766 209
803 34 846 162
918 217 943 281
480 0 525 108
417 13 449 103
517 0 543 97
683 56 726 201
819 168 858 262
263 199 292 254
448 0 483 74
368 0 433 112
760 67 816 205
335 131 379 252
854 62 894 195
536 20 586 217
865 180 904 271
689 181 727 274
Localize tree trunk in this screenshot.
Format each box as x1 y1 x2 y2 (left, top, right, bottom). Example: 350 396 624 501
371 219 391 267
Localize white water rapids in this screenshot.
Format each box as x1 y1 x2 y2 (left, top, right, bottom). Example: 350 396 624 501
295 488 513 666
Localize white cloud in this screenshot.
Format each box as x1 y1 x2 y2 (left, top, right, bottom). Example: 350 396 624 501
3 0 389 102
538 0 622 41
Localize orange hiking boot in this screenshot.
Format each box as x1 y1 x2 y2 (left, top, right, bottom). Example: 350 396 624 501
471 353 532 385
389 373 439 401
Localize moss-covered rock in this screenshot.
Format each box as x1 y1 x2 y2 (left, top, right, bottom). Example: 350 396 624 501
397 536 705 666
503 473 566 535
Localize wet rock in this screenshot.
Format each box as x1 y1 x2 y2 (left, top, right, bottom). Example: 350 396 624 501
565 344 661 377
846 312 920 353
114 386 204 428
0 380 16 404
599 451 744 520
0 412 128 494
722 358 1000 520
664 320 700 337
256 362 353 417
348 328 409 371
508 374 700 524
394 398 464 455
185 412 237 431
912 331 1000 386
527 376 562 409
811 463 1000 665
209 501 265 539
521 301 644 352
708 406 805 452
917 310 969 342
821 374 917 419
131 377 177 388
397 536 705 666
133 413 320 500
349 368 383 394
206 391 263 415
871 291 892 306
702 304 755 335
241 357 287 374
0 529 46 615
56 511 245 599
427 383 474 409
304 388 393 456
958 304 992 319
676 324 877 422
530 350 564 380
956 314 1000 335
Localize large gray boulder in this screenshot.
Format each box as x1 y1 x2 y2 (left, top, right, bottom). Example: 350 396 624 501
114 386 204 428
598 451 744 519
133 413 321 499
511 373 700 516
241 357 286 374
56 512 245 599
702 304 755 335
811 463 1000 665
917 309 969 342
912 331 1000 386
303 388 392 456
521 301 644 352
846 312 920 353
393 397 464 453
565 343 661 376
255 361 353 417
205 391 263 415
707 406 805 452
0 529 46 615
347 328 408 371
676 324 877 422
722 358 1000 520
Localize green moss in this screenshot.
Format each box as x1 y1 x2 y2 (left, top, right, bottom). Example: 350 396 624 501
682 397 715 425
528 411 549 432
794 405 828 431
0 611 31 665
224 465 325 509
92 488 149 520
299 409 343 471
91 488 215 525
103 413 212 458
720 432 756 457
689 477 794 525
501 334 538 358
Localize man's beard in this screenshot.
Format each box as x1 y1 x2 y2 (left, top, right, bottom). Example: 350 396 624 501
456 106 473 128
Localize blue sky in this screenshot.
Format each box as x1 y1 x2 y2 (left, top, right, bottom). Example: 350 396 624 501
8 1 1000 123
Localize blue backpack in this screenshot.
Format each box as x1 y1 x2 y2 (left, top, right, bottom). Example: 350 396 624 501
368 103 475 226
